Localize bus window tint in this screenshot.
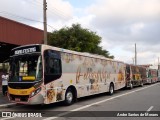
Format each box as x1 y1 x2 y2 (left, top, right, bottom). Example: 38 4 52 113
9 55 42 82
44 50 62 84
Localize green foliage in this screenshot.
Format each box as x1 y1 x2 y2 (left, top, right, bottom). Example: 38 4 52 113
48 24 114 59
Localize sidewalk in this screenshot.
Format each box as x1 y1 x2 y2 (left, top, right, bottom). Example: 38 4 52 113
0 91 10 104
0 88 16 108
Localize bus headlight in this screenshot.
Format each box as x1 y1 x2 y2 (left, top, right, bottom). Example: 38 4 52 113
30 87 41 97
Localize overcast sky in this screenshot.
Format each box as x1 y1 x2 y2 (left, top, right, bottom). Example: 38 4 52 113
0 0 160 67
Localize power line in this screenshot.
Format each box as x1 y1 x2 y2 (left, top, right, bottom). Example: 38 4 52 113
27 0 72 20
0 11 56 31
0 11 43 23
0 0 73 30
28 0 43 7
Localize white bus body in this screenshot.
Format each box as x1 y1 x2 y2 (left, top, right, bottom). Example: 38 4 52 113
8 44 126 105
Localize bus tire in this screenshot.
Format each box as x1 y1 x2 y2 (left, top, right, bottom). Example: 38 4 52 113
109 83 114 95
64 88 74 106
151 79 153 84
129 83 133 89
140 81 143 87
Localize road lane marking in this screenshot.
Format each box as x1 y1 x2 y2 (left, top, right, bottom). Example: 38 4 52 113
147 106 154 112
0 117 15 120
0 103 16 108
43 83 159 120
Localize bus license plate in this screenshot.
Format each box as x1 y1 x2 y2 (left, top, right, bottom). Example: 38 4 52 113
15 98 20 102
20 91 27 94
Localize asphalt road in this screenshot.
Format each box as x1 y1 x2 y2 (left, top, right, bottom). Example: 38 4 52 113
0 82 160 120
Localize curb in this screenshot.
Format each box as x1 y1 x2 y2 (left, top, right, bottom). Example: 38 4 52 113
0 103 16 108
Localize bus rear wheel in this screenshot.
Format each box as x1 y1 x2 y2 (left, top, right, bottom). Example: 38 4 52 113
129 83 133 89
140 81 143 87
64 88 74 105
109 83 114 95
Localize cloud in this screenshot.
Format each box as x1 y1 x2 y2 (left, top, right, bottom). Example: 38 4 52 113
130 23 145 35
88 0 160 22
85 0 160 45
0 0 74 29
81 0 160 64
1 0 160 65
47 0 73 20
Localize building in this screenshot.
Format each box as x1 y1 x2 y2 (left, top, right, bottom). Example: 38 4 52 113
0 16 44 87
0 16 43 62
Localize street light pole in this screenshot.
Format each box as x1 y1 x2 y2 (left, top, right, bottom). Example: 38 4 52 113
43 0 47 44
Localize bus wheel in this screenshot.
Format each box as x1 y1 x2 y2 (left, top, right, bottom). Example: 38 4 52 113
109 83 114 95
140 81 143 87
130 83 133 89
64 88 74 105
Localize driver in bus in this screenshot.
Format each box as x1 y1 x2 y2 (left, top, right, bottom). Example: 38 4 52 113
28 61 36 76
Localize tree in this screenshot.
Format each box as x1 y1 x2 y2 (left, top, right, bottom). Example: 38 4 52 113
48 24 114 59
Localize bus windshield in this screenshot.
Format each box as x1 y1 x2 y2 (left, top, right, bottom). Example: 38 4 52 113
9 54 42 82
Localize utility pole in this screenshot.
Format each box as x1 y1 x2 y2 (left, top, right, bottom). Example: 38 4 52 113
135 43 137 65
158 57 160 70
43 0 47 44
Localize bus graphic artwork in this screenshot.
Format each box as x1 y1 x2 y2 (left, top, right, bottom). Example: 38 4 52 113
8 44 126 105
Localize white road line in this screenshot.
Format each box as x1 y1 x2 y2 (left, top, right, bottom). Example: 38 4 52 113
0 103 16 108
43 83 158 120
147 106 154 112
0 117 16 120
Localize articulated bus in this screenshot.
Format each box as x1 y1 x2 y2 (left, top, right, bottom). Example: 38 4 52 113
8 44 126 105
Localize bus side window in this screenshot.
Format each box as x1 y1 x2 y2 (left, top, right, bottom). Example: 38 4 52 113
44 50 62 84
45 56 50 74
48 58 60 74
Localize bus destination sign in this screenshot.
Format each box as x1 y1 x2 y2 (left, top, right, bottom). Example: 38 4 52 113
12 45 41 56
15 47 36 55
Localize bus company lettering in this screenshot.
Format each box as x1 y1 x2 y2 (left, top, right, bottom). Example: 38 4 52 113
15 47 36 55
76 66 108 83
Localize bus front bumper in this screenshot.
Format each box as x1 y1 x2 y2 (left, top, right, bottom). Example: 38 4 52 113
8 93 44 105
